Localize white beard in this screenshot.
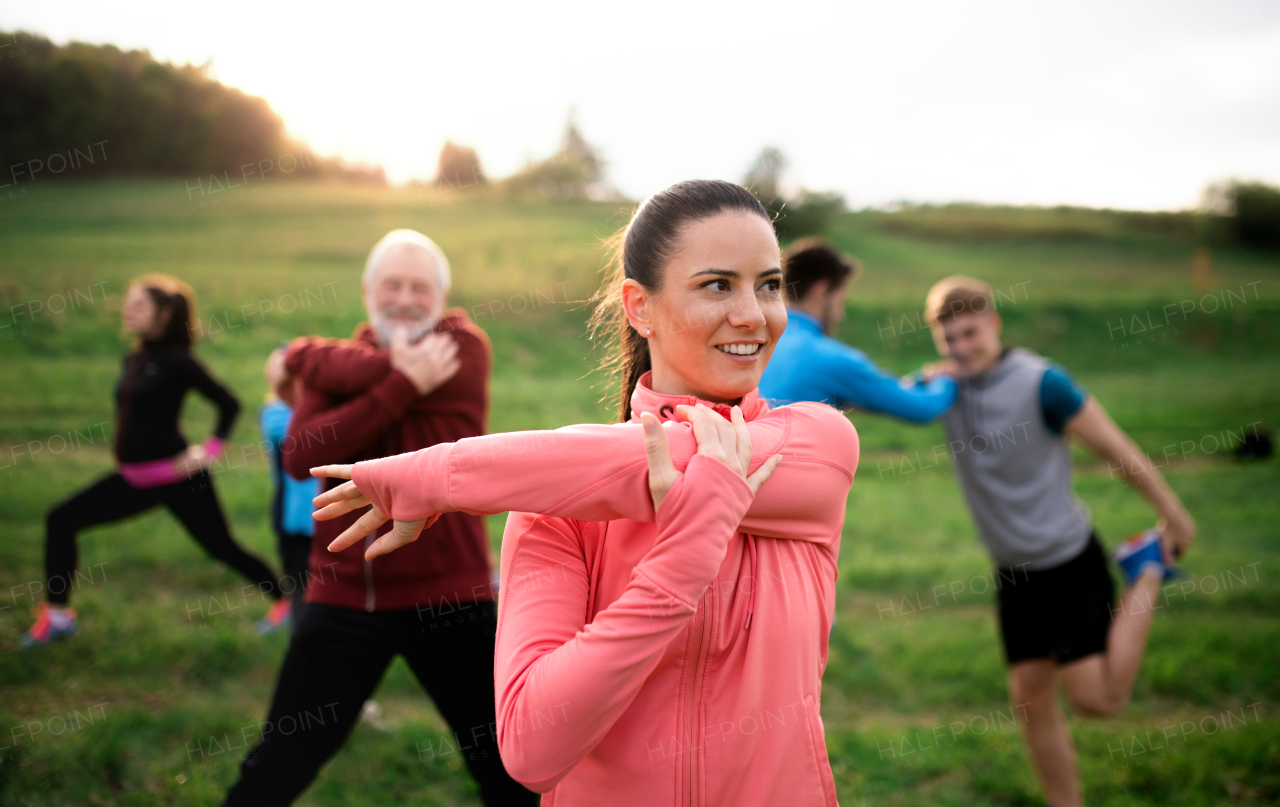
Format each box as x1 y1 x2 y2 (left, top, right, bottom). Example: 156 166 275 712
373 311 439 345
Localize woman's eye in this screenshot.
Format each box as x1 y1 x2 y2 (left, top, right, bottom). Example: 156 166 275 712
703 279 731 292
760 279 782 293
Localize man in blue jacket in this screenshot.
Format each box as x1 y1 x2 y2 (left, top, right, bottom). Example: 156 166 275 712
759 238 955 421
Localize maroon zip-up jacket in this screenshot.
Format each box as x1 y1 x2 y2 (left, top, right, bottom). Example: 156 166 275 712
283 309 492 612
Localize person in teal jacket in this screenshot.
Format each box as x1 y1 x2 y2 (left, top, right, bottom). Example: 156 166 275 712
758 238 955 421
256 347 321 633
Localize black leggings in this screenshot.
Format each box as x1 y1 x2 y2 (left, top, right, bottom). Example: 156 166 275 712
276 531 312 615
222 603 537 806
45 471 280 605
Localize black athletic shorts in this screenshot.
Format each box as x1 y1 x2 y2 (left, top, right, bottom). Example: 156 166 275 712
995 533 1115 666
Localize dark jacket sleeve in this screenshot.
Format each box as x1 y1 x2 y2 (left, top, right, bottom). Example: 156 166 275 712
284 337 392 396
181 354 241 439
282 367 422 480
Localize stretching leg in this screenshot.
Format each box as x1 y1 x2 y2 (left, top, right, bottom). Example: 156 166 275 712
223 604 394 805
1009 660 1082 807
44 473 161 605
1059 568 1162 717
278 531 313 615
399 604 537 805
162 471 282 601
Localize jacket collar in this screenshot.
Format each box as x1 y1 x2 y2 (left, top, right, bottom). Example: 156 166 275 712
785 307 824 334
628 371 770 424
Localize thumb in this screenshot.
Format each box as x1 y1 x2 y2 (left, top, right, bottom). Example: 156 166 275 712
366 519 427 560
642 412 674 474
390 326 409 351
746 454 783 494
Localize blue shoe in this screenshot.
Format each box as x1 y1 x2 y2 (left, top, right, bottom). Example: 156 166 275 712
20 603 79 648
1112 529 1175 585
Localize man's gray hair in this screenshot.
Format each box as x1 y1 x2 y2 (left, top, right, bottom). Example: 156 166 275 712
363 229 452 291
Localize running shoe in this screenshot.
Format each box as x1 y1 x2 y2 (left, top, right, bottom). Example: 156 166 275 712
20 603 79 648
1112 529 1176 585
254 598 292 634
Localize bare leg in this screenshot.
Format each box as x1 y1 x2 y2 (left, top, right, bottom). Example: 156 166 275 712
1060 568 1162 716
1010 660 1082 807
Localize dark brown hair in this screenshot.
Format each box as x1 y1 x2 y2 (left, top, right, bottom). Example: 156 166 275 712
588 179 772 422
782 237 860 302
132 273 198 350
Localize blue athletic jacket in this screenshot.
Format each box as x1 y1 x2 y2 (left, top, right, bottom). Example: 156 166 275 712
260 399 320 536
758 309 957 423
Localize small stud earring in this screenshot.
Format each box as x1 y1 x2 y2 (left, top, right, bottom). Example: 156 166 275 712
644 328 652 336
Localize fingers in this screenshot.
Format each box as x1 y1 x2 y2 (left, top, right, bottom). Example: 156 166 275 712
416 332 457 358
310 465 354 480
746 454 783 494
686 404 731 465
313 493 372 521
439 355 462 382
326 507 389 553
436 334 459 359
730 405 752 475
311 477 360 505
365 519 427 560
390 326 409 352
642 412 679 512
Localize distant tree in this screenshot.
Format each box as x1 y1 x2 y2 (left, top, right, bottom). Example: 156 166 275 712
743 146 786 204
742 146 844 239
560 115 602 184
1229 182 1280 250
0 30 381 182
436 141 485 189
502 112 617 201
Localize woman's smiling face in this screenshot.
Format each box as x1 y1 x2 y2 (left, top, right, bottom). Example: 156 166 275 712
622 211 787 403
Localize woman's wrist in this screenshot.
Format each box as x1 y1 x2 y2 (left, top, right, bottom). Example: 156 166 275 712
203 436 225 458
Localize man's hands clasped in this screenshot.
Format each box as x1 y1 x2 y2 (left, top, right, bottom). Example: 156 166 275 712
390 327 460 396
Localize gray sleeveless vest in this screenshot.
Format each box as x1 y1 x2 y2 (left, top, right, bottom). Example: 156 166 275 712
941 348 1092 570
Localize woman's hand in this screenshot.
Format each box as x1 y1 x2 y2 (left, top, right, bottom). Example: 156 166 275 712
310 464 430 560
172 445 213 478
643 404 782 512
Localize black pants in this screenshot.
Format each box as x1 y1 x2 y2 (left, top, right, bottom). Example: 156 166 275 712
45 471 280 605
275 531 312 618
223 603 536 806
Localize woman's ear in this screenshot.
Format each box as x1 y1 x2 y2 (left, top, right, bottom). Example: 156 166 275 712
621 278 654 337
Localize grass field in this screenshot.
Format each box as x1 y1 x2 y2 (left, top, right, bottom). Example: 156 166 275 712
0 179 1277 806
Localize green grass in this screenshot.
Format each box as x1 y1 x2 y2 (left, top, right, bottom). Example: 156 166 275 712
1 180 1277 805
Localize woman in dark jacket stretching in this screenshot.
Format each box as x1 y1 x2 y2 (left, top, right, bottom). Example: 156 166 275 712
21 274 282 648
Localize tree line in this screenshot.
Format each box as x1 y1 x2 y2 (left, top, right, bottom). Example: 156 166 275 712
0 31 381 182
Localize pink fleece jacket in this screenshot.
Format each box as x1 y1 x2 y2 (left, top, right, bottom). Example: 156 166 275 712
351 375 859 806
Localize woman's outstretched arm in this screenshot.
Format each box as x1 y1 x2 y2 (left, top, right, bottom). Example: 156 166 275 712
317 402 856 554
493 410 774 791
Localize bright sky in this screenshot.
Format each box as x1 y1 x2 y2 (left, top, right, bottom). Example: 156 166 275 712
7 0 1280 209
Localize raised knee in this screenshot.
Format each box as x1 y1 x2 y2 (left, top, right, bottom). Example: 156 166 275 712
1068 692 1126 719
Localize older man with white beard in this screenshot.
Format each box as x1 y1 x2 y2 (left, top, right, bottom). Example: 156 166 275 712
223 230 535 806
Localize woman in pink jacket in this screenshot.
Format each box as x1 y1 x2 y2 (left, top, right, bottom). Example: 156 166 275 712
313 180 860 806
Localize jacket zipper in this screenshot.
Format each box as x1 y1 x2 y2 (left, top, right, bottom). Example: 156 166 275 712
683 586 713 807
363 535 375 612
